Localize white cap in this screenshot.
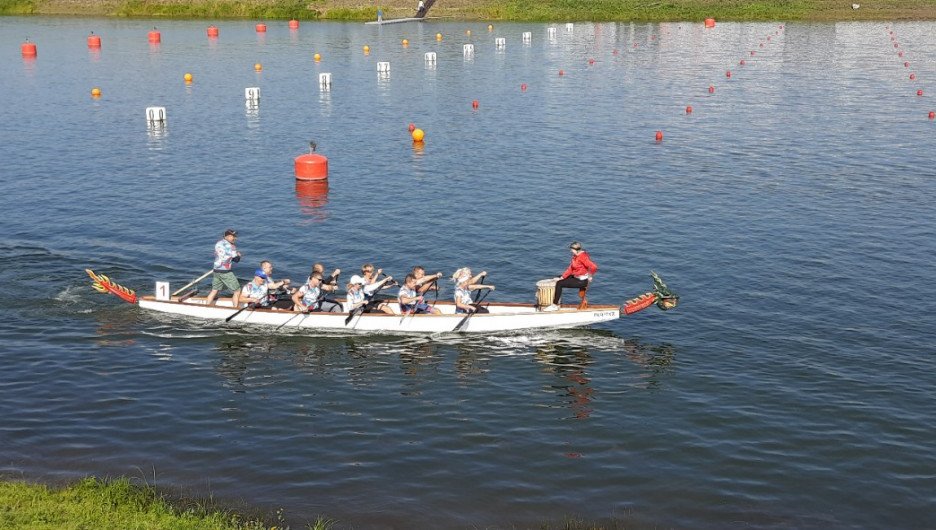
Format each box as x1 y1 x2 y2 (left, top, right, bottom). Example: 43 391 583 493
349 275 365 285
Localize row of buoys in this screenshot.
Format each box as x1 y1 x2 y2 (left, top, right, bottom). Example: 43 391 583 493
885 26 931 118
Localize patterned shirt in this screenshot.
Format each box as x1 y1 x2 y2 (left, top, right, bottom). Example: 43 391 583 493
345 288 366 312
454 285 473 306
298 283 322 307
213 239 237 271
398 286 418 310
240 281 269 302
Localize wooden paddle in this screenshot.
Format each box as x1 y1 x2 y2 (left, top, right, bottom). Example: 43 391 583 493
172 270 212 296
225 301 259 322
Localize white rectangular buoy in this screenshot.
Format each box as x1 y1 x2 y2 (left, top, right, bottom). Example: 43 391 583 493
547 27 557 39
495 37 506 49
377 61 390 73
522 31 532 43
319 73 332 89
145 106 166 123
244 87 260 101
463 43 474 57
155 281 170 301
424 52 437 63
566 23 574 32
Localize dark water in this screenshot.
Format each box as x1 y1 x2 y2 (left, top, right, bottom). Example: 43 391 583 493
1 17 935 528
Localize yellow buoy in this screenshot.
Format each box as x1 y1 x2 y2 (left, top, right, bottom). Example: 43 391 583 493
363 45 370 53
402 38 409 46
314 53 321 62
183 72 193 83
91 87 101 97
436 33 443 41
412 128 425 142
488 24 493 31
466 29 471 36
254 63 262 71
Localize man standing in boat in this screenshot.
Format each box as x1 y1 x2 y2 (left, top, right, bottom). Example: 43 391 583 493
543 241 598 311
206 229 242 306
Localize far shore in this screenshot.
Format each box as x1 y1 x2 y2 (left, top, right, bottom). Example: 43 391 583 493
3 0 936 21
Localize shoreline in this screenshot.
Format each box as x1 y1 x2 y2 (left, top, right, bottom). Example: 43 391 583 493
3 0 936 21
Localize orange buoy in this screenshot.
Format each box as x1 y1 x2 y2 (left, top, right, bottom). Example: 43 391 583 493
686 105 693 114
21 40 37 57
521 83 527 91
412 128 425 142
289 19 299 29
726 70 731 78
917 90 923 96
655 130 663 141
148 28 161 43
436 33 443 41
910 73 916 80
254 63 262 71
256 23 267 33
558 69 565 76
314 53 321 62
91 87 101 97
704 18 715 28
708 85 715 93
929 111 935 119
184 72 193 83
402 39 409 46
295 152 329 181
87 32 102 48
207 25 219 38
408 123 416 132
472 99 479 109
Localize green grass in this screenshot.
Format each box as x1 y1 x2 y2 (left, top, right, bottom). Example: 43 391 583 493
0 0 37 15
113 0 323 19
479 0 815 21
0 477 336 530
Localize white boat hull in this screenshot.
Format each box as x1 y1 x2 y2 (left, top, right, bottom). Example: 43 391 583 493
137 296 620 334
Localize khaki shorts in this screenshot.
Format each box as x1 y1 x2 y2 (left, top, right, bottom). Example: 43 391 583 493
212 271 240 292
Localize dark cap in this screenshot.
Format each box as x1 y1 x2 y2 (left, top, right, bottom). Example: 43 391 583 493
569 241 582 250
224 229 237 237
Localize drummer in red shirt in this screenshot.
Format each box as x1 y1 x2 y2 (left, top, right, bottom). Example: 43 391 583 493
543 241 598 311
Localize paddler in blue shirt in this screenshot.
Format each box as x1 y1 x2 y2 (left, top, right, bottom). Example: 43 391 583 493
206 229 242 306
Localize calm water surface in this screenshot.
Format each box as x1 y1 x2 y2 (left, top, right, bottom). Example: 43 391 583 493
1 17 935 529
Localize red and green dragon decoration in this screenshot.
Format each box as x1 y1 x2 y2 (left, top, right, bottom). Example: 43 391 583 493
622 271 679 315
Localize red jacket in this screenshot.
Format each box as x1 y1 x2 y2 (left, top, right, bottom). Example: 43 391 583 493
562 251 598 279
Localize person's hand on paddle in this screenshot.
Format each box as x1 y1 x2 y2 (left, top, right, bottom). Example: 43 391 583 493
332 268 340 278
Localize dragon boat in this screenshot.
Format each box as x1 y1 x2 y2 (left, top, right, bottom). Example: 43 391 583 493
85 269 678 334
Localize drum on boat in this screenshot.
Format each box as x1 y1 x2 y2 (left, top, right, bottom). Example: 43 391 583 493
536 278 556 307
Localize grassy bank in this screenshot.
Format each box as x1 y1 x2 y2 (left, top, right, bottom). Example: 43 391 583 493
3 0 936 20
0 477 334 530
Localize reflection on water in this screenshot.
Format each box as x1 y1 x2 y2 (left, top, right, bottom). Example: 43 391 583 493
245 101 260 127
294 180 328 221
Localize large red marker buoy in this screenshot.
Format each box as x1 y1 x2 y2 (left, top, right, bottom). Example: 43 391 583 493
295 142 328 181
686 105 693 114
87 32 101 48
655 130 663 141
148 28 161 43
704 18 715 28
207 25 219 38
289 19 300 29
929 111 935 119
256 23 267 33
21 39 37 57
472 99 479 109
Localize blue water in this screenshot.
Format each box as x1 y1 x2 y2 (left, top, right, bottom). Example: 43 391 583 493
1 17 935 528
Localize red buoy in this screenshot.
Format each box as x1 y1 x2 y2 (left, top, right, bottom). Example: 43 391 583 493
408 123 416 132
750 50 756 56
904 62 910 67
655 130 663 141
708 85 715 93
295 153 328 181
148 28 161 43
588 58 595 65
704 18 715 28
288 19 300 29
612 49 619 55
726 70 731 78
559 69 565 76
21 40 37 57
929 111 935 119
917 90 923 96
894 43 899 48
910 73 916 80
521 83 527 91
740 59 746 65
472 99 479 109
87 32 101 48
898 51 904 57
686 105 693 114
256 23 267 33
207 25 219 38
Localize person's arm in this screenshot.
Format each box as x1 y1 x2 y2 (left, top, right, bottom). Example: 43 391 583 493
470 271 487 284
292 289 306 311
416 272 442 293
581 254 598 276
468 283 495 291
454 298 475 312
399 291 422 305
560 260 574 279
